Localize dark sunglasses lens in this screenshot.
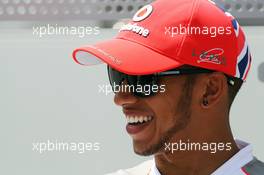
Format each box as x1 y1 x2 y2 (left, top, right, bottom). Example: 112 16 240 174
107 66 124 86
107 66 158 97
138 75 156 86
129 75 158 97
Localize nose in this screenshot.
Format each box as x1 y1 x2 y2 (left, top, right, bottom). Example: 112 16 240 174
114 82 138 106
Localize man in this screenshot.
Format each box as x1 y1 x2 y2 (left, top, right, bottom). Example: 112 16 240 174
72 0 264 174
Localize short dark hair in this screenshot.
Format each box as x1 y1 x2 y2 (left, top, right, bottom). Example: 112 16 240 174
178 65 244 109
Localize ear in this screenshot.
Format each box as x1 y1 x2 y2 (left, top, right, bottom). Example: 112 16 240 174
201 72 226 109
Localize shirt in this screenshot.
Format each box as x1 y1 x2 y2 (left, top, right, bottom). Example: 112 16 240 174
150 140 253 175
106 140 264 175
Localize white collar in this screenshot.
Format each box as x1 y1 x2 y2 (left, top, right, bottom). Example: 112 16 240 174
151 140 253 175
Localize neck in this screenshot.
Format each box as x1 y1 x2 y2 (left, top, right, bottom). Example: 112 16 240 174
154 126 239 175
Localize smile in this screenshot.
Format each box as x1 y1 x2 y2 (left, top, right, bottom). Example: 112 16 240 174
125 115 154 135
126 115 153 124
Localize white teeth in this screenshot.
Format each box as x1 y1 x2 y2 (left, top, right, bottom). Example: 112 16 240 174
130 117 135 123
126 115 153 124
139 116 144 123
135 116 139 123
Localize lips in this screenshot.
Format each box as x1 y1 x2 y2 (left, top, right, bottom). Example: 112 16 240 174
125 115 154 135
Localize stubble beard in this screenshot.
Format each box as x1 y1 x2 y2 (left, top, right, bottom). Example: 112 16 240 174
133 76 196 156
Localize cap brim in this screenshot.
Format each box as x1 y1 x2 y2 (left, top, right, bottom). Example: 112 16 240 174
72 38 183 75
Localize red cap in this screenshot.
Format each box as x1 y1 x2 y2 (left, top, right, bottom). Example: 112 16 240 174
72 0 252 80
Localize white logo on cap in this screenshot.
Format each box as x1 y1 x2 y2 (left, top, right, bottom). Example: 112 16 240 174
133 5 153 22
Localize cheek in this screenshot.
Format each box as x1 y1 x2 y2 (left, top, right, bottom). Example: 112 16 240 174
144 90 181 132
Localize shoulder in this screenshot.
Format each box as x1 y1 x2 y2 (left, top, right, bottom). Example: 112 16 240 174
243 157 264 175
105 159 154 175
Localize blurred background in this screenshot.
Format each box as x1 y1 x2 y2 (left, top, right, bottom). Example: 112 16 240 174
1 0 264 175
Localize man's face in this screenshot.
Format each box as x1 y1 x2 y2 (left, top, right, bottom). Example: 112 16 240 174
114 75 196 156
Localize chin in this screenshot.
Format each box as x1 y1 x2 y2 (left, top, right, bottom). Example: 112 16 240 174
132 139 163 156
133 140 153 156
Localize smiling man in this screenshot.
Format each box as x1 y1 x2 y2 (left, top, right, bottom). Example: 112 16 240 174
72 0 264 174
